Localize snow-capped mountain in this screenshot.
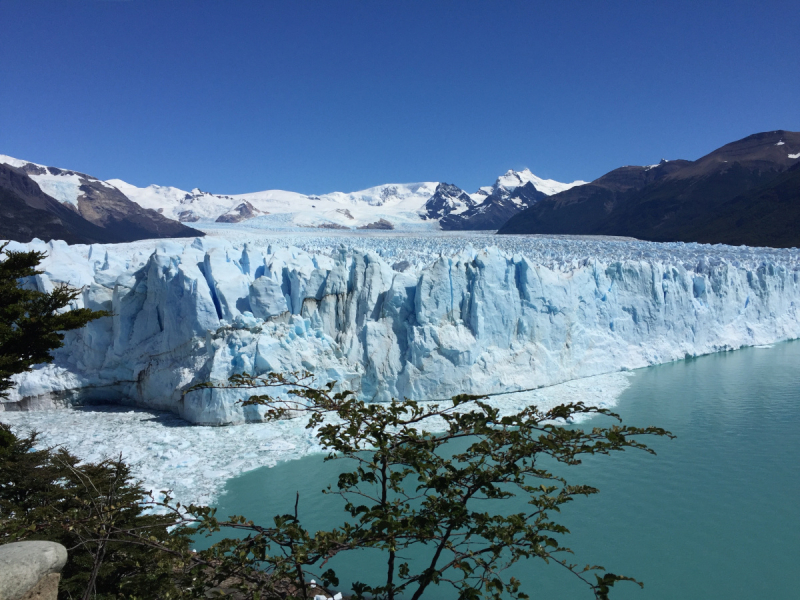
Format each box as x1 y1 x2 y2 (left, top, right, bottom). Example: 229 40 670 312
420 183 475 220
494 168 587 196
1 151 586 237
499 130 800 247
105 181 243 223
437 170 588 231
109 178 443 230
107 170 586 231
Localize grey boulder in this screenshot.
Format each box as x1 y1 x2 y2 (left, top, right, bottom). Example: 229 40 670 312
0 541 67 600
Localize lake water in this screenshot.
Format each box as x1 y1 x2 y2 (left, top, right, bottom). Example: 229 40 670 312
203 341 800 599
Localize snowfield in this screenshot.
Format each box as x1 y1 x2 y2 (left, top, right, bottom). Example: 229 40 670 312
108 179 445 230
105 168 586 230
2 153 587 231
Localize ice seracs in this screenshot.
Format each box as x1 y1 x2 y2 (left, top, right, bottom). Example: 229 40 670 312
3 233 800 426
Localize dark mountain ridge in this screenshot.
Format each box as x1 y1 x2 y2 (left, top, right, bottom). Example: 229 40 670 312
499 130 800 247
0 163 116 244
420 183 475 220
0 160 203 245
441 181 548 230
681 161 800 247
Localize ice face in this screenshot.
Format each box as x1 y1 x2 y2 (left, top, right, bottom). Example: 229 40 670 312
3 232 800 425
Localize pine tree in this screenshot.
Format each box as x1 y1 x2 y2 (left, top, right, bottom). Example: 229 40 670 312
0 243 108 397
0 424 191 599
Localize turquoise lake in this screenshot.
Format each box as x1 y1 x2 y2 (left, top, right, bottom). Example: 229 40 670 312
202 341 800 599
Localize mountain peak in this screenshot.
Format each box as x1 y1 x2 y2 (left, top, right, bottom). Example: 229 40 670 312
494 168 587 196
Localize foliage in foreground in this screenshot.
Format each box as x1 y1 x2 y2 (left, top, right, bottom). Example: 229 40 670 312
0 423 190 599
2 371 672 600
183 372 674 600
0 225 672 598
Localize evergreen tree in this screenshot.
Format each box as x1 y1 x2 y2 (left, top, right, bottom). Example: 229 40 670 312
0 424 190 599
0 242 108 397
0 243 189 598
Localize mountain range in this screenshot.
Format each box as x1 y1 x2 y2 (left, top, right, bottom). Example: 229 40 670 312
0 154 584 242
2 129 799 247
498 130 800 248
108 167 584 231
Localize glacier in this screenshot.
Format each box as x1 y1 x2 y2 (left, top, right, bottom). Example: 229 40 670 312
3 231 800 426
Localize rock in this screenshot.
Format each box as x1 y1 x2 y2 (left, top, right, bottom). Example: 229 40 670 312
419 182 474 220
215 201 264 223
177 210 201 222
0 541 67 600
357 218 394 230
317 223 350 229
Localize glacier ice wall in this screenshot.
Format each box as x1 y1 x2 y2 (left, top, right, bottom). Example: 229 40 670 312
3 234 800 424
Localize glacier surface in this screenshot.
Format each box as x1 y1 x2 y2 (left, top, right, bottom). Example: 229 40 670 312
3 231 800 426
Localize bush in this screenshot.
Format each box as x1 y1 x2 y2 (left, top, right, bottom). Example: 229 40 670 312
0 423 191 599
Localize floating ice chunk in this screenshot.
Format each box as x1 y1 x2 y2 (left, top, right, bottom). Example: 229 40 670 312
0 372 632 505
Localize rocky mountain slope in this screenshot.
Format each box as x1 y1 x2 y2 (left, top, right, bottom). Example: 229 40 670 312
498 131 800 247
0 163 115 244
419 183 475 220
0 156 203 244
439 169 587 230
682 161 800 247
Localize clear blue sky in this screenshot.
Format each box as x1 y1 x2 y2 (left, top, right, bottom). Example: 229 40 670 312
1 0 798 195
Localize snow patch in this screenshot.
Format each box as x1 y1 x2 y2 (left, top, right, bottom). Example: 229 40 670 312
30 172 83 207
0 154 31 168
789 153 800 159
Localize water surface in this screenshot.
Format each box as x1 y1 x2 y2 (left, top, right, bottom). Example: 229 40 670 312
204 342 800 599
